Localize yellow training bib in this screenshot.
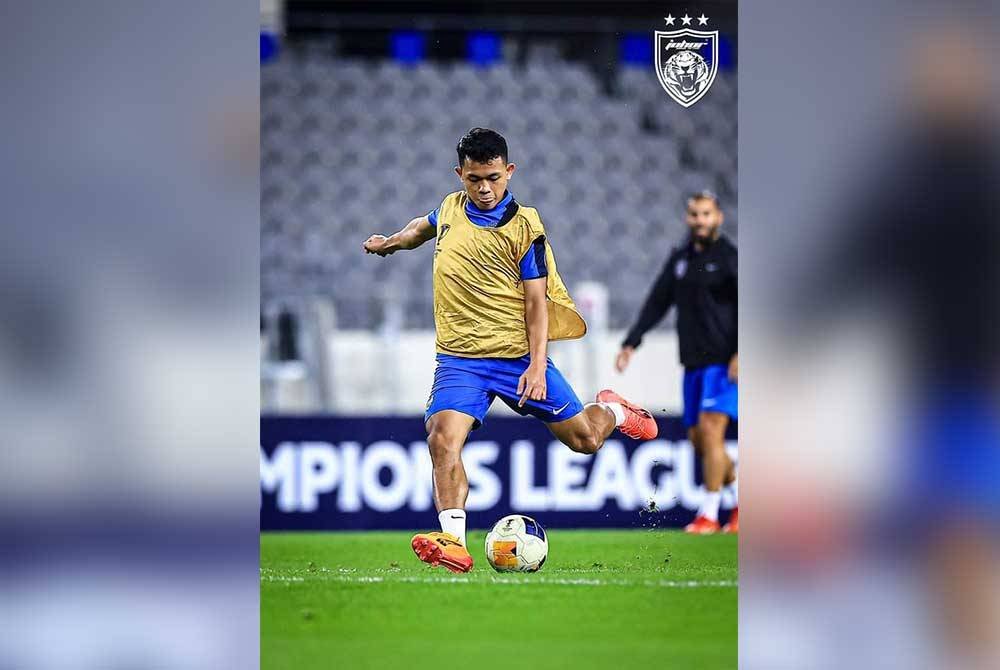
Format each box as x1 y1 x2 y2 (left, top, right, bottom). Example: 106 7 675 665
431 191 586 358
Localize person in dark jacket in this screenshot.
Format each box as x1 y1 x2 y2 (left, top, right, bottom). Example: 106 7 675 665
616 191 738 534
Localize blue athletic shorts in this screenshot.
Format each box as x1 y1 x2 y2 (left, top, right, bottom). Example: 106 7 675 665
425 353 584 429
682 364 738 428
910 390 1000 515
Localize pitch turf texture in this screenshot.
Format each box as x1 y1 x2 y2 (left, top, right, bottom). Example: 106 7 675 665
261 530 736 669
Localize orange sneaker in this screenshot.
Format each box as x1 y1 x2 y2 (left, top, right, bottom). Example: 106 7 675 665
685 515 721 535
722 507 739 534
596 389 658 440
410 532 473 573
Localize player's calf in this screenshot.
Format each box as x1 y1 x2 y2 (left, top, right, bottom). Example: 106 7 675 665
559 420 602 454
547 405 610 454
565 433 601 454
423 411 476 551
427 431 465 492
425 410 474 514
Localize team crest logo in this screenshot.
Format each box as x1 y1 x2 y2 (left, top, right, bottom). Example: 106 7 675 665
655 15 718 108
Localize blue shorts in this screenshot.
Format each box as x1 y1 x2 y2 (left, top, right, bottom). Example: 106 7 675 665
425 353 584 429
910 390 1000 514
683 364 738 428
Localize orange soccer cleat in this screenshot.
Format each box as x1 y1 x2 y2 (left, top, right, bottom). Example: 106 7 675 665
722 507 739 534
411 532 474 573
685 515 722 535
597 389 659 440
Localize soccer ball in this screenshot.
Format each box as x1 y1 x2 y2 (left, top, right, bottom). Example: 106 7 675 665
485 514 548 572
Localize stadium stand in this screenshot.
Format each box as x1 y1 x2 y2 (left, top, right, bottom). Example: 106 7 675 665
261 42 737 330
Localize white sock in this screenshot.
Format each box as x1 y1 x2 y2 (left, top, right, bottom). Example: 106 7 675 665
699 491 721 522
592 401 626 426
438 508 467 546
726 480 738 506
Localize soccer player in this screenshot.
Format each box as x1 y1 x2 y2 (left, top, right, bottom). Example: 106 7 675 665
615 191 738 534
363 128 657 572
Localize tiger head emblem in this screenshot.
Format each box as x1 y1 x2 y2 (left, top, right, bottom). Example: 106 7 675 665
662 50 710 100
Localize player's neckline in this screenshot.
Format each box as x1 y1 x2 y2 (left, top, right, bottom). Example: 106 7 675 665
461 194 520 230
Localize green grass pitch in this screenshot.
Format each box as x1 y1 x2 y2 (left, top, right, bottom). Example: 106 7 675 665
261 529 736 669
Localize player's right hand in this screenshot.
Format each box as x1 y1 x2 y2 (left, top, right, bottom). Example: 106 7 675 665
614 346 634 373
363 235 393 256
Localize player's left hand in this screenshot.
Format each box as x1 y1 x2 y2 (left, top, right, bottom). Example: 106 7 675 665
517 363 547 407
728 353 738 383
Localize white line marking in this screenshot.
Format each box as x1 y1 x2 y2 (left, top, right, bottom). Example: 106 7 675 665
261 573 736 588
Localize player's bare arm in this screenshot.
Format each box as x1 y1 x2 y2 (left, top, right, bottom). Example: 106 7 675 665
728 353 738 382
363 215 435 256
517 277 548 407
616 253 677 373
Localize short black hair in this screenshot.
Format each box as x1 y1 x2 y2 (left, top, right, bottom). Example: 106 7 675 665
688 190 721 210
456 127 508 166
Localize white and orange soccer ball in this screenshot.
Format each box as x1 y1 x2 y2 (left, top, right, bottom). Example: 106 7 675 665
485 514 548 573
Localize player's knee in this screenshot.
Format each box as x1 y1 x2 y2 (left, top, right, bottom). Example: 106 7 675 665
427 426 464 459
697 412 728 436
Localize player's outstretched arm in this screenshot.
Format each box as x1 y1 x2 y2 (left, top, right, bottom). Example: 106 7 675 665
363 215 435 257
617 257 677 371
